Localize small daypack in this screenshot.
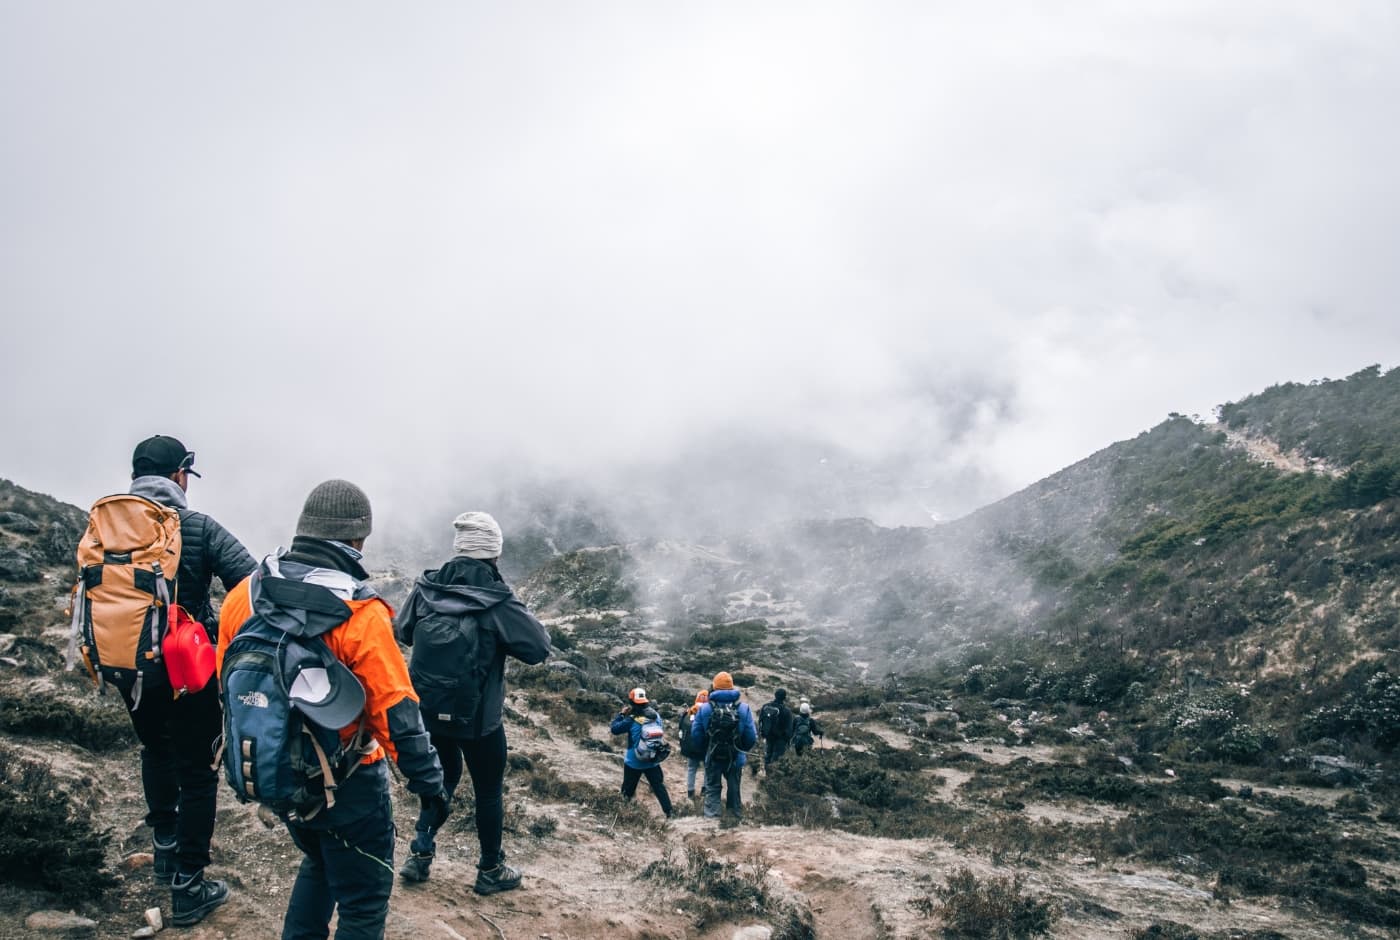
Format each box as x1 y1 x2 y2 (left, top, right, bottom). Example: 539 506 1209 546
68 494 182 707
634 715 671 763
706 702 741 768
759 702 781 738
220 574 372 822
793 714 814 746
405 602 485 735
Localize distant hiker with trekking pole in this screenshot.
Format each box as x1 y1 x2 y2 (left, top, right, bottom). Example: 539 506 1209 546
216 480 449 940
758 687 795 774
678 689 709 799
691 671 758 825
792 701 825 756
395 511 552 892
610 687 675 817
69 436 254 926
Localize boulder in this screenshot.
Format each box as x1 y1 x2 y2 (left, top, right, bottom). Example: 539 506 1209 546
23 910 98 936
0 511 41 534
0 547 41 581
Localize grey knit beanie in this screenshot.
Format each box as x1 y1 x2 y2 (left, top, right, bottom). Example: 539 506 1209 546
296 480 373 541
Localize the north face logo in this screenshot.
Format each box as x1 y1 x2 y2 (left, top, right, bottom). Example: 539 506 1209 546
239 691 269 708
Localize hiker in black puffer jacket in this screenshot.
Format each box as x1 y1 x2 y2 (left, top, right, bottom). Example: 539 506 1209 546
395 511 551 894
124 436 254 925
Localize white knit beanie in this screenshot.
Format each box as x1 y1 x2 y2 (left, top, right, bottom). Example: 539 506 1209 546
453 511 503 559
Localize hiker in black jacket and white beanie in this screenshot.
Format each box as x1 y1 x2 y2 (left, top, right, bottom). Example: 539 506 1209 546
395 511 552 893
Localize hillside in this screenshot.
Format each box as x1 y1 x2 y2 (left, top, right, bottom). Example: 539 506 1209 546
3 365 1400 938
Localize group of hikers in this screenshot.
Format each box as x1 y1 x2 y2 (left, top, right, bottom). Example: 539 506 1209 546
71 436 550 938
70 434 831 939
611 680 826 823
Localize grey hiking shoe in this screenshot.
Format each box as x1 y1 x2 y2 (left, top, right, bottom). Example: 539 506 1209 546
152 837 178 886
170 872 229 927
399 852 433 883
474 862 522 895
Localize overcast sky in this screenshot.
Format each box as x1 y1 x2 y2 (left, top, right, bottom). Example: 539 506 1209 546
3 2 1399 553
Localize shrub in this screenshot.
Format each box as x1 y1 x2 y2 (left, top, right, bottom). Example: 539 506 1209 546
0 695 134 751
931 867 1058 938
0 746 116 899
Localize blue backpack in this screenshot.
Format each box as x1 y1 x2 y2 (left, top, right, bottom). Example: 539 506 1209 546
634 716 671 763
220 572 372 822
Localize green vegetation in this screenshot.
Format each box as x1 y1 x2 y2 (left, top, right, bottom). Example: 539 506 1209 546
921 867 1058 938
0 744 115 899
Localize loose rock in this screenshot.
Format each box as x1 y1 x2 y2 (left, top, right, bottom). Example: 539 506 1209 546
24 910 98 935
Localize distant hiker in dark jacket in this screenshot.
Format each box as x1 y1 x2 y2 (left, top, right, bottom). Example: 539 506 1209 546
678 689 709 798
758 687 795 773
690 671 758 823
395 511 551 894
218 480 447 940
792 701 824 756
121 436 254 924
609 687 674 817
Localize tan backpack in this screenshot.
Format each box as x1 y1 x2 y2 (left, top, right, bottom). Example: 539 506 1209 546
67 494 182 708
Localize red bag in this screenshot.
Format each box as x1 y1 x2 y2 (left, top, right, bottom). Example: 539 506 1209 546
163 605 215 696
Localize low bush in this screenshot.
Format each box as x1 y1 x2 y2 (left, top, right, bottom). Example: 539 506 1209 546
0 694 134 751
928 866 1058 938
0 746 115 899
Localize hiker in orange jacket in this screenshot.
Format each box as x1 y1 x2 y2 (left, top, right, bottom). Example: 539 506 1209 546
217 480 445 940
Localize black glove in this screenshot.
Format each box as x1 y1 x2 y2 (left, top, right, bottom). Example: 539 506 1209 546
417 790 450 832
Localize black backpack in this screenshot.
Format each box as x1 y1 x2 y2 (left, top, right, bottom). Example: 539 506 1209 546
793 714 814 746
406 604 485 736
759 702 781 738
706 702 741 768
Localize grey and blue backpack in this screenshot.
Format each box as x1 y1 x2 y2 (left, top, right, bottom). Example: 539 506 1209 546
220 570 372 822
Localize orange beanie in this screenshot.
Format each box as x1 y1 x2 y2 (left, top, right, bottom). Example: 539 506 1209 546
712 671 734 690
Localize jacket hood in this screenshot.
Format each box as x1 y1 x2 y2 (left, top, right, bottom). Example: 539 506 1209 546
709 688 741 705
412 575 513 615
130 475 187 510
250 548 378 638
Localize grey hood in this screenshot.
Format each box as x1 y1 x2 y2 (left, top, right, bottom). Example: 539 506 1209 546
129 475 188 510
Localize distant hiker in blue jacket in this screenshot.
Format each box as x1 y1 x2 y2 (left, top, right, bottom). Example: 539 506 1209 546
690 671 758 823
609 688 674 817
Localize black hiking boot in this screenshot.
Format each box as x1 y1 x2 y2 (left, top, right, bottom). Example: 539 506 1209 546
170 871 229 926
152 836 178 886
399 852 434 883
474 862 522 895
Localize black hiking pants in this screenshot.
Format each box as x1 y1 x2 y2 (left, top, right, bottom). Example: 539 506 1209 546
763 736 789 770
621 764 673 816
417 725 507 868
120 680 221 876
283 762 394 940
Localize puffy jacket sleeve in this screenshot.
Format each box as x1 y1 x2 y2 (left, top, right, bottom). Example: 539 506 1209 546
336 600 443 795
609 712 633 736
203 516 256 591
489 594 552 665
739 704 758 751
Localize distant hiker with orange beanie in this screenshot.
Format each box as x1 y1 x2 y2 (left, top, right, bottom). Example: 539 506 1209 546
395 510 552 893
610 687 675 817
217 480 447 940
690 671 758 824
75 436 254 926
678 689 709 799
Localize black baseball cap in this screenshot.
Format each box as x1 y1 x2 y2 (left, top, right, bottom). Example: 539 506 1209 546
131 435 202 479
